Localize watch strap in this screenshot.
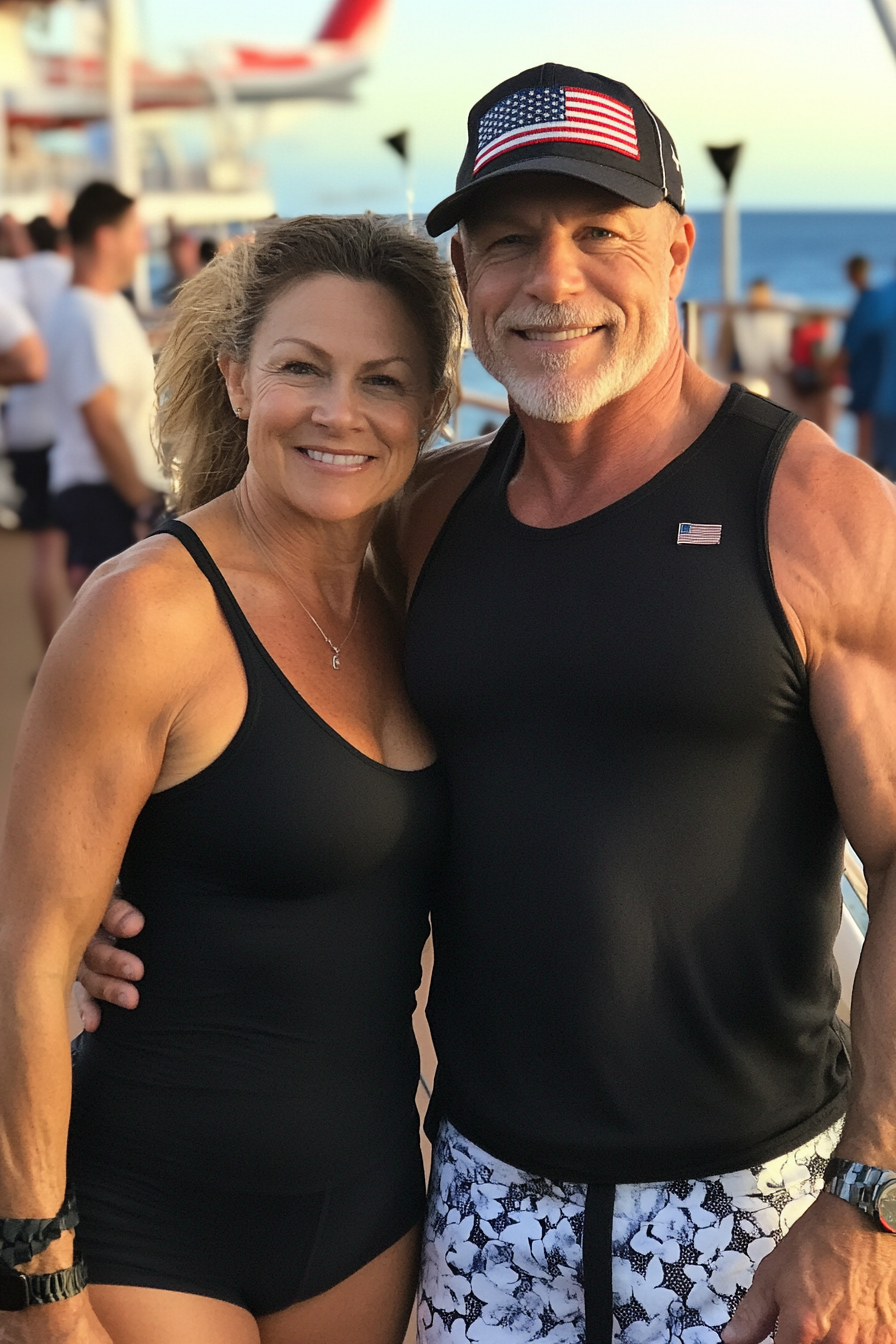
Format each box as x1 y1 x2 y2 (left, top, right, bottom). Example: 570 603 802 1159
0 1191 79 1270
0 1258 87 1312
824 1158 896 1220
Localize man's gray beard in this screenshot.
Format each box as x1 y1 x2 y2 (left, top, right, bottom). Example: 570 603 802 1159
471 300 671 424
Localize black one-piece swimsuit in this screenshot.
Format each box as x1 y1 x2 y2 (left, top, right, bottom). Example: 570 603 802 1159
67 520 447 1317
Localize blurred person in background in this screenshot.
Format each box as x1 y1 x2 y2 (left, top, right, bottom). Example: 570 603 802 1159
0 289 45 398
731 277 792 398
860 265 896 479
2 215 74 646
0 285 47 525
45 182 167 594
788 308 836 433
840 255 884 464
156 224 203 305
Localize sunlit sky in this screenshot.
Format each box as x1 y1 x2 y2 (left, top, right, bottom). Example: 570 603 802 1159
32 0 896 214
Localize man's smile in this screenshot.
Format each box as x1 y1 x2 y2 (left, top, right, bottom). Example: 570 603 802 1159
513 325 604 342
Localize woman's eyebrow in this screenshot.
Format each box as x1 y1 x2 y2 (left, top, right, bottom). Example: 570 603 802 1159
268 340 411 371
359 356 413 371
270 337 328 356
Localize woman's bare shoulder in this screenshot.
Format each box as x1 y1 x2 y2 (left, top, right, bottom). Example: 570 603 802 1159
43 533 223 709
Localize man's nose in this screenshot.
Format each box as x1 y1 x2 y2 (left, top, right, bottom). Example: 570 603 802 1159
525 235 586 305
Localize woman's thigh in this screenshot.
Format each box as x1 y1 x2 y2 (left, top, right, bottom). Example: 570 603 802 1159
89 1284 261 1344
259 1223 420 1344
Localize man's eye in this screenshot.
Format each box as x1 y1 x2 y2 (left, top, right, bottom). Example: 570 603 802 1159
584 228 614 240
492 234 526 248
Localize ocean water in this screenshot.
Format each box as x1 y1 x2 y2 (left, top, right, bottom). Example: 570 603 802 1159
455 210 896 444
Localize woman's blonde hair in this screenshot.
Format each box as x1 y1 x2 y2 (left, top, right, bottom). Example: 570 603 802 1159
156 214 464 512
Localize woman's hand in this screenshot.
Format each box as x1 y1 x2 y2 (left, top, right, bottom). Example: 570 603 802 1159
75 890 145 1032
0 1291 114 1343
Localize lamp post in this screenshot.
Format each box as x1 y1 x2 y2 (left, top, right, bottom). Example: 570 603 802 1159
384 130 414 228
707 143 743 304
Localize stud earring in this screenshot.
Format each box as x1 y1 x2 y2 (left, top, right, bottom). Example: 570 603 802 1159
234 407 242 418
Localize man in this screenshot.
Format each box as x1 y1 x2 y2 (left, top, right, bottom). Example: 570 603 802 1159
2 214 73 646
0 291 44 392
840 255 884 466
45 181 166 593
868 273 896 479
79 67 896 1344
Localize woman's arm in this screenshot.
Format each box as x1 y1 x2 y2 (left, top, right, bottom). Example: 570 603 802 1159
0 558 191 1330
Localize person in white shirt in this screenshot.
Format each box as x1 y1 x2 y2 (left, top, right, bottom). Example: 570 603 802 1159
2 215 73 646
0 291 44 391
45 182 165 591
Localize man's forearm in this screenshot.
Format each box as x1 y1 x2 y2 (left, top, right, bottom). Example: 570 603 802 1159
89 426 152 509
834 863 896 1167
81 390 154 510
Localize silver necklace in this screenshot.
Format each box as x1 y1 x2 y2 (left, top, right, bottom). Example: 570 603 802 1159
235 496 362 671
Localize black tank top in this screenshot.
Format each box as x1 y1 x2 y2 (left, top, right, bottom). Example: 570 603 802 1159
70 520 447 1188
404 386 850 1185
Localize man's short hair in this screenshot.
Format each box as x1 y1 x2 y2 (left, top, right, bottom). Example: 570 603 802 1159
68 181 135 247
27 215 63 253
846 254 869 278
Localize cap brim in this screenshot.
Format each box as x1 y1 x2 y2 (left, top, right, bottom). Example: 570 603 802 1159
425 156 665 237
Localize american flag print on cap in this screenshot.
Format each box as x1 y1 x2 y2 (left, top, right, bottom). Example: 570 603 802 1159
677 523 722 545
473 85 640 175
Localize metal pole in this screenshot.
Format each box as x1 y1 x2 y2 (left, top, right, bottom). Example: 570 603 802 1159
105 0 139 197
682 300 700 363
721 186 740 304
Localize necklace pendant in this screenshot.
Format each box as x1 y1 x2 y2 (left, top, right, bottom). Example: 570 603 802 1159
332 653 341 671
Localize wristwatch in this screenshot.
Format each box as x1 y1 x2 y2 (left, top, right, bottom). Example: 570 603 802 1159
823 1158 896 1232
0 1259 87 1311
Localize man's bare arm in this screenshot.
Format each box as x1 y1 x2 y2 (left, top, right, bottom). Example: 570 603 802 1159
81 384 156 509
0 331 46 385
725 425 896 1344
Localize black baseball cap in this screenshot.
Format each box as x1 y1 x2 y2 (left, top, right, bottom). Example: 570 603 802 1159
426 63 685 237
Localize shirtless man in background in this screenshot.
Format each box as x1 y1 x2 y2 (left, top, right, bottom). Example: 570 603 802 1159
80 66 896 1344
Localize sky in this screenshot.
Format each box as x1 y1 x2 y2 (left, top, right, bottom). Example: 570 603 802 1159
29 0 896 214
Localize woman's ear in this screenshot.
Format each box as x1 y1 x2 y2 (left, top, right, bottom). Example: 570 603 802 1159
218 354 249 418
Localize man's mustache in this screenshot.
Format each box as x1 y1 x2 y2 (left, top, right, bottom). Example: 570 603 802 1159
492 303 621 337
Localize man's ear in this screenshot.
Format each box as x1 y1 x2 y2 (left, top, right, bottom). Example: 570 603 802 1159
218 354 249 417
451 231 469 302
668 213 695 301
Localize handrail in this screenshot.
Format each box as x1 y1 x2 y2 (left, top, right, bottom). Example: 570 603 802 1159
843 843 868 910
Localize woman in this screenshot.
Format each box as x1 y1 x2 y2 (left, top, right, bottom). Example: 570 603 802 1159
0 214 462 1343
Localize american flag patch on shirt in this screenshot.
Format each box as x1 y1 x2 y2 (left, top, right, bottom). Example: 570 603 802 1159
677 523 722 545
473 85 640 175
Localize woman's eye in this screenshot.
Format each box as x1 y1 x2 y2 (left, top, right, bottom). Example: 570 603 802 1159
282 361 317 375
366 374 401 389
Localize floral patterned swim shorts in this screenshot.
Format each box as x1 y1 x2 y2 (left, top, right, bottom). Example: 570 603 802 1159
418 1117 842 1343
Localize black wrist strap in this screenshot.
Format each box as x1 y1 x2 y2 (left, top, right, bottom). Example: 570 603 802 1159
0 1258 87 1312
0 1192 79 1270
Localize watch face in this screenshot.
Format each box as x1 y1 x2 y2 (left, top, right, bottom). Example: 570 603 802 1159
877 1181 896 1233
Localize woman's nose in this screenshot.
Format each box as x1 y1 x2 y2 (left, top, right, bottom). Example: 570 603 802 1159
309 380 363 432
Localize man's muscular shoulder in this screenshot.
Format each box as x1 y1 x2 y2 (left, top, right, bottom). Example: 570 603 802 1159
770 418 896 668
376 431 496 605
